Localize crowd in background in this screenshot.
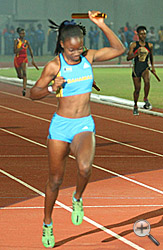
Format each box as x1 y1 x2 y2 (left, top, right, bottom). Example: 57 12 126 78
88 22 163 56
0 21 163 56
0 23 53 56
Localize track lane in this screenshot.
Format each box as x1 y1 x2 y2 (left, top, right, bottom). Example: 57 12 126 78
0 82 163 249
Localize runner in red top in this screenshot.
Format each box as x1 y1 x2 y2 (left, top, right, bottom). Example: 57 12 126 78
14 27 37 96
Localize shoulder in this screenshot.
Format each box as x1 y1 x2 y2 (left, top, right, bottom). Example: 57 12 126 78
44 56 60 75
85 49 96 64
147 42 153 49
14 38 19 43
129 41 136 48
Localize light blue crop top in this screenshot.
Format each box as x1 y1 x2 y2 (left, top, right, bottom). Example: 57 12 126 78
56 53 93 97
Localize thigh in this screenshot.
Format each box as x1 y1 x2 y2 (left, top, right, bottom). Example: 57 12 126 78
21 62 27 74
70 131 96 170
142 68 150 83
47 139 70 176
15 66 22 76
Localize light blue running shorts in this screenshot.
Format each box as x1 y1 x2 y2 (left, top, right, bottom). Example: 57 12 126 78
48 113 95 143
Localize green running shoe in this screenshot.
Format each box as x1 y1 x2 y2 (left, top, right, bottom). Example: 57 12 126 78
143 99 152 110
42 222 55 248
71 192 84 225
133 107 139 115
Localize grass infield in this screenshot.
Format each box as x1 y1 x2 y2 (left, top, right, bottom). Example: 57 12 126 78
0 55 162 109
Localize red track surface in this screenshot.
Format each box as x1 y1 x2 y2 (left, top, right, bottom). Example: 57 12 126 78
0 82 163 250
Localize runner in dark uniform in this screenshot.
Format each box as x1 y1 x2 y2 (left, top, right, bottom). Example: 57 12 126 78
127 26 156 115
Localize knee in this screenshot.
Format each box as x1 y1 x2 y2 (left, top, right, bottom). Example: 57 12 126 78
48 175 63 192
17 74 22 79
134 88 140 95
22 71 26 77
78 162 92 178
145 81 150 87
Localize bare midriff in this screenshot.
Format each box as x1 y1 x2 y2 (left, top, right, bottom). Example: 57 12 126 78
56 92 91 118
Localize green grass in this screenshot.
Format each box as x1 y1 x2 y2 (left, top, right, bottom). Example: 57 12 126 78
92 68 163 109
0 54 163 63
0 66 163 109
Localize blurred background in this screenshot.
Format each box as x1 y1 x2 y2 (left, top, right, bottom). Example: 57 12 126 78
0 0 163 57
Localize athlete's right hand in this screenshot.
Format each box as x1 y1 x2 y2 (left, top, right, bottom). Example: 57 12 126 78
52 76 66 91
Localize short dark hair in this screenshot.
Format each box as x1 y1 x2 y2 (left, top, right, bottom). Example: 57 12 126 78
136 26 147 33
17 27 25 34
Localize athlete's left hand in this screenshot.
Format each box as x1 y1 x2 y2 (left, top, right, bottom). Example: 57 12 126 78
151 67 156 74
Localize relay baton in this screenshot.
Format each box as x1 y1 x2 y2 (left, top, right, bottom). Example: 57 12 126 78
149 68 160 82
71 13 107 19
93 81 100 91
32 61 39 70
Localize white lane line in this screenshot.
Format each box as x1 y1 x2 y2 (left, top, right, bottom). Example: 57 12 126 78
0 128 163 195
0 104 50 122
0 128 47 148
96 135 163 158
93 114 163 134
0 90 57 107
0 154 156 158
91 162 163 195
0 105 162 158
0 169 145 250
0 155 47 158
0 90 162 134
1 204 163 210
94 155 157 158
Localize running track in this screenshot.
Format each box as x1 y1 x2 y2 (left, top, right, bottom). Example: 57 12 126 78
0 82 163 250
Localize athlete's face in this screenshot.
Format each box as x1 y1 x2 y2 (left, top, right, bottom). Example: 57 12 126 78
61 37 84 63
138 30 146 41
19 30 26 39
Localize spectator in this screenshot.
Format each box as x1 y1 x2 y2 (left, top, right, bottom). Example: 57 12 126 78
28 25 37 56
158 25 163 55
36 24 45 56
118 27 128 64
0 29 2 55
93 26 100 49
124 22 130 32
88 26 94 49
147 26 157 54
3 24 10 55
133 24 139 41
47 28 57 55
125 26 134 47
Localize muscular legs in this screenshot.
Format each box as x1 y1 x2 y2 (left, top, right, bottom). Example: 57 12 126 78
133 69 150 108
133 77 141 108
44 139 70 225
15 63 27 96
21 63 27 91
44 132 95 225
70 131 95 200
15 67 22 79
142 69 150 101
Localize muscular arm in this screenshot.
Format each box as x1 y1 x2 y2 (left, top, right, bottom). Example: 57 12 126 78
126 42 137 61
30 58 65 100
149 43 155 71
87 11 125 62
27 41 34 59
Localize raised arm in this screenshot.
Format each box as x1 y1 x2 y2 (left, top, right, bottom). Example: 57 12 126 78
87 11 125 62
